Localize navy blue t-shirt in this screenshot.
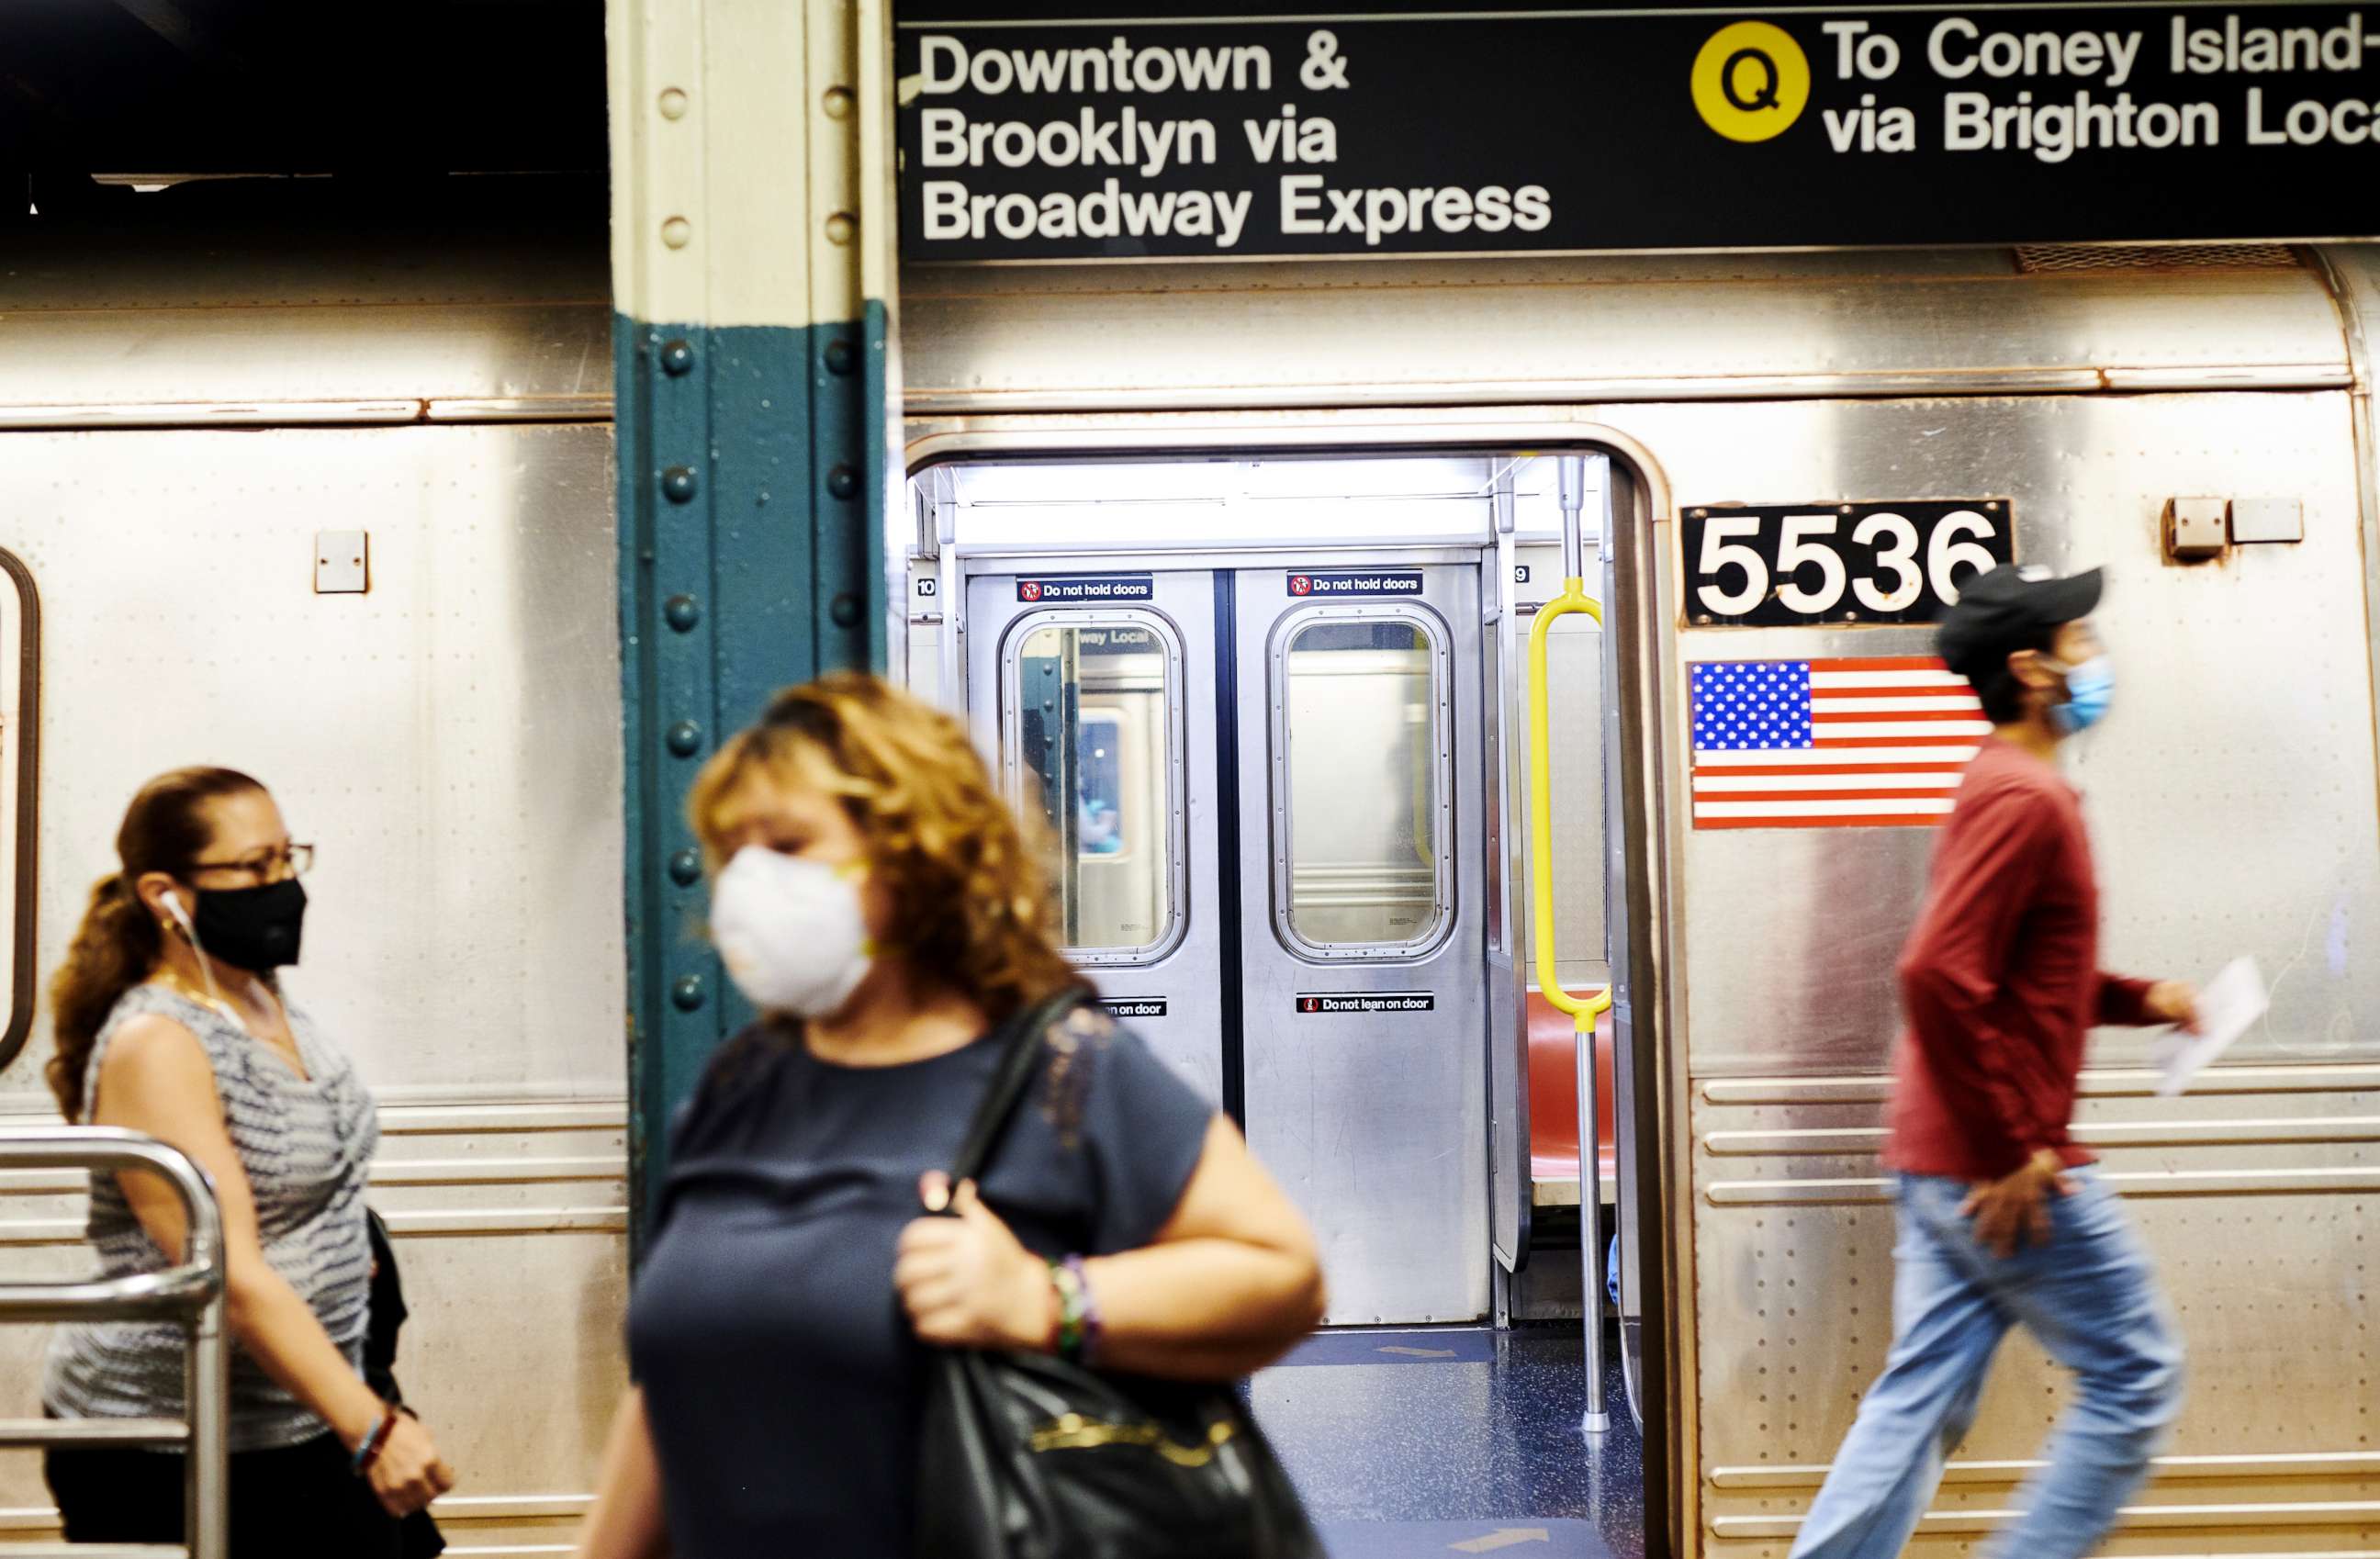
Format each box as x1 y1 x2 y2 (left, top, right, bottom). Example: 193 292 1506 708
627 1004 1215 1559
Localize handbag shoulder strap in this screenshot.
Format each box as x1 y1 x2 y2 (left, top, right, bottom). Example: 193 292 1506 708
949 983 1090 1185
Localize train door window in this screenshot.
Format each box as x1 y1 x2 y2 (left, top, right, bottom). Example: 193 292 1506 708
1272 609 1454 957
1002 612 1184 962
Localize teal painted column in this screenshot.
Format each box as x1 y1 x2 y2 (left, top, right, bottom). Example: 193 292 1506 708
608 2 901 1245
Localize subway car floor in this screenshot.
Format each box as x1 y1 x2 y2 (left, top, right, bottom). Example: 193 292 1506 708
1252 1324 1645 1559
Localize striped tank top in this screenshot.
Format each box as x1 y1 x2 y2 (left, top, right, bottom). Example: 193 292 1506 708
42 983 379 1452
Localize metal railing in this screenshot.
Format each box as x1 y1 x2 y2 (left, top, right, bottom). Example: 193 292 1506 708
0 1126 229 1558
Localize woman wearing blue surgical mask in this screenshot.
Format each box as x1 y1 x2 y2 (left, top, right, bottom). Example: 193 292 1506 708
39 768 455 1554
575 674 1327 1559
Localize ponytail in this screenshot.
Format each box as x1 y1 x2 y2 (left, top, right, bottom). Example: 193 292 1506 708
44 767 265 1120
47 874 164 1120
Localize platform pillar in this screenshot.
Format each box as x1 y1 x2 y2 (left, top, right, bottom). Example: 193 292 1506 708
607 0 901 1245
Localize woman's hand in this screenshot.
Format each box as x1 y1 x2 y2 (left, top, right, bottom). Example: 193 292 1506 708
365 1413 457 1518
894 1174 1053 1352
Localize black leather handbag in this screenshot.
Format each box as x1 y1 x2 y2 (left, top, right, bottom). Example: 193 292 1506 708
914 988 1324 1559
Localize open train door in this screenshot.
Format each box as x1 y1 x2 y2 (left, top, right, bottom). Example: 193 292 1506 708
1601 443 1685 1559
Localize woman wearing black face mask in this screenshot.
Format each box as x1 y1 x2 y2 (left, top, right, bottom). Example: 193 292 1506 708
38 768 456 1554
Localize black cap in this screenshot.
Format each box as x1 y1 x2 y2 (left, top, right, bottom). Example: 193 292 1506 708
1936 565 2103 679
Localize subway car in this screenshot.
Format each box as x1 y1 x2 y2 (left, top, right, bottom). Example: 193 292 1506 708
3 195 2376 1555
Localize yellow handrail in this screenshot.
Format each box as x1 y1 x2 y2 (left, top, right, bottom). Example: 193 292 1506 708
1528 576 1613 1037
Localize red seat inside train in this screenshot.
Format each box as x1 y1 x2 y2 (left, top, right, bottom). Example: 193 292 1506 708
1526 991 1617 1194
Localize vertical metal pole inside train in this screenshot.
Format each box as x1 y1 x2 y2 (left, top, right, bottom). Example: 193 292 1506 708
608 0 903 1244
1531 454 1611 1437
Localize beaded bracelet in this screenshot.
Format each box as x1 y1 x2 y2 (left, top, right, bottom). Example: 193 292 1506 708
1062 1254 1104 1365
1047 1256 1099 1371
1051 1266 1090 1361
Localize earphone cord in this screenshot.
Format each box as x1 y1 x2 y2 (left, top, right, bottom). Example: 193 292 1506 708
164 901 233 1023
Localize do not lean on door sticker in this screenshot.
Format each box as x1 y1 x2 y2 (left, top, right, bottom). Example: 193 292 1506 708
1687 657 1985 830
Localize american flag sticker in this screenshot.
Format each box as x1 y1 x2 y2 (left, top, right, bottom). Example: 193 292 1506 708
1689 656 1990 830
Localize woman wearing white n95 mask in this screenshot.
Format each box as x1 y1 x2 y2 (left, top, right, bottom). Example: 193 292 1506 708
574 673 1327 1559
707 847 877 1018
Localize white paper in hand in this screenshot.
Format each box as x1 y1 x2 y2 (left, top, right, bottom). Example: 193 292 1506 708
2150 957 2268 1097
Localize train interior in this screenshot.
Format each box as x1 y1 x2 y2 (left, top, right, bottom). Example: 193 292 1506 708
904 450 1653 1546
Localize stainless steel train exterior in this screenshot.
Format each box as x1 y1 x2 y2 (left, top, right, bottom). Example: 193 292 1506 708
3 219 2377 1558
898 243 2380 1559
0 217 628 1553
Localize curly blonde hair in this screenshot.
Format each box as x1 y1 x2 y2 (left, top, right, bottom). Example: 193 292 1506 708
687 672 1081 1026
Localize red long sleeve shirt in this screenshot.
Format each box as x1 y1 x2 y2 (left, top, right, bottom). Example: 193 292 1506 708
1886 736 2155 1180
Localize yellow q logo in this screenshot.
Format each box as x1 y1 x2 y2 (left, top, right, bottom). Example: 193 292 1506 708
1691 22 1811 142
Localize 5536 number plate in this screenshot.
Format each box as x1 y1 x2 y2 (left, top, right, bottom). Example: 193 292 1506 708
1682 501 2014 627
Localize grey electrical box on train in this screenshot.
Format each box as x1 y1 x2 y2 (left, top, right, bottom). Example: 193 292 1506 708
2163 498 2228 560
2232 498 2306 544
314 530 368 593
2161 496 2306 560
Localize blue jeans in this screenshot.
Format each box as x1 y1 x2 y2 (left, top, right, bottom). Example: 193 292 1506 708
1787 1167 2184 1559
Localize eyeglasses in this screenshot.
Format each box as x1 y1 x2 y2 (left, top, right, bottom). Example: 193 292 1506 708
181 843 315 884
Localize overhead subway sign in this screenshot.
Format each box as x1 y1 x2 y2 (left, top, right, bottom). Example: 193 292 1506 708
911 29 1550 251
893 3 2380 257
